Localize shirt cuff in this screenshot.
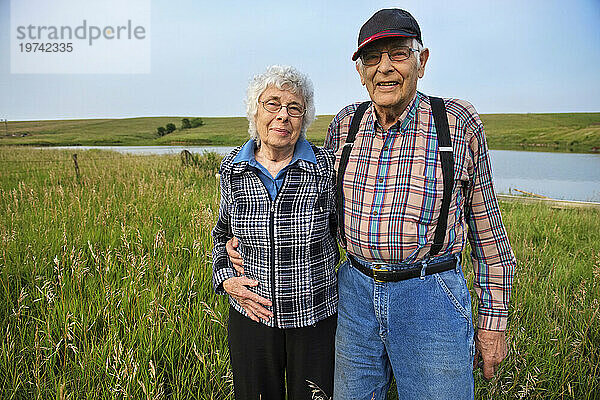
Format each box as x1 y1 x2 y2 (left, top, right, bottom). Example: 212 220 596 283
477 307 508 331
213 266 237 295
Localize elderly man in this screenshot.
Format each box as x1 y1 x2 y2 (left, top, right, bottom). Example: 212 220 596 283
228 8 516 399
325 8 516 399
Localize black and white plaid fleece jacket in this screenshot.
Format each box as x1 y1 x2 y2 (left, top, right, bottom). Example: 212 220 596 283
212 143 339 328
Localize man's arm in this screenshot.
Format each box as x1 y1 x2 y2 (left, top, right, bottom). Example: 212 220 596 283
466 122 516 331
212 168 273 322
211 168 237 293
465 116 516 380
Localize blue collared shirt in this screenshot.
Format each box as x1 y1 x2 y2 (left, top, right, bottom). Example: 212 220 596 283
233 138 317 200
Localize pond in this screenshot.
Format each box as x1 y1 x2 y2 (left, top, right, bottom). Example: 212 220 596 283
491 150 600 203
40 146 600 202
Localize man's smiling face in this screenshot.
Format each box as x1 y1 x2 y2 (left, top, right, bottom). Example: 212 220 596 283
356 37 428 115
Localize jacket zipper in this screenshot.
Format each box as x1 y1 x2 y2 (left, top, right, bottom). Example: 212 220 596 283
249 166 287 326
269 207 277 324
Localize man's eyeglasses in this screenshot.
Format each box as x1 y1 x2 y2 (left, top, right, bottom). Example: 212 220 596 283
261 100 306 117
360 46 419 66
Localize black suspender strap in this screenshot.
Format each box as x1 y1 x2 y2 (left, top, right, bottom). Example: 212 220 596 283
336 101 371 247
429 96 454 257
336 98 453 256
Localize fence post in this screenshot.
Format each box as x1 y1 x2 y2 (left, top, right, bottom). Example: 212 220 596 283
72 153 80 180
180 149 195 166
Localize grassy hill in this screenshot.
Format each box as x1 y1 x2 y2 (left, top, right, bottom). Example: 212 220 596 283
1 112 599 153
480 112 600 152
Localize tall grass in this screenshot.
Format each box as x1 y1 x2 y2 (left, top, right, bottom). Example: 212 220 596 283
1 148 231 399
1 147 598 399
467 201 600 399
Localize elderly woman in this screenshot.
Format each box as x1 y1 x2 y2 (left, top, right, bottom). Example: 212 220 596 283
212 65 339 399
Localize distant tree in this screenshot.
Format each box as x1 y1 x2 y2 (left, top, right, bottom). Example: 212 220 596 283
190 117 204 128
165 123 176 134
181 118 191 130
157 126 166 136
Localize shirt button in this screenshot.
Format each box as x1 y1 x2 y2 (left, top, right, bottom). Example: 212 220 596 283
378 178 384 183
372 210 378 216
383 146 389 151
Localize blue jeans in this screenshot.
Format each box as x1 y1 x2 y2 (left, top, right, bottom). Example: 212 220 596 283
333 254 475 400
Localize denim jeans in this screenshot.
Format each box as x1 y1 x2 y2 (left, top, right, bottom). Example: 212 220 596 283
333 254 475 400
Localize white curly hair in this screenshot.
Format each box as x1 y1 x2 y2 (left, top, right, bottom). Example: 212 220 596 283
245 65 316 145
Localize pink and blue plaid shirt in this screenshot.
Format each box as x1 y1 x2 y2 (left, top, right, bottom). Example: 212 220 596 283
324 91 516 331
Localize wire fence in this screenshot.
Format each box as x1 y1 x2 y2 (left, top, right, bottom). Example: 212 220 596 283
1 150 213 178
0 155 152 164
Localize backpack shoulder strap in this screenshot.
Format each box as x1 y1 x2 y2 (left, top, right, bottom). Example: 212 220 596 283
336 101 371 247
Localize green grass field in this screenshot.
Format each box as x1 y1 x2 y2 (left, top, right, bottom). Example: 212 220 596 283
1 148 599 399
1 112 599 153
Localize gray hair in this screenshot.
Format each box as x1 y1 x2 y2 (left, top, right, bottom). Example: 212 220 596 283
356 38 424 71
411 38 423 64
245 65 316 144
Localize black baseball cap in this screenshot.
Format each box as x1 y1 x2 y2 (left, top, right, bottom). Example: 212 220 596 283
352 9 422 61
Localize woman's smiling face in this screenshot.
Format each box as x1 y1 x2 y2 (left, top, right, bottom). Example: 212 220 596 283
254 85 305 151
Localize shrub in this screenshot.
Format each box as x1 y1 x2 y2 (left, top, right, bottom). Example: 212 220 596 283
165 123 176 134
190 118 204 128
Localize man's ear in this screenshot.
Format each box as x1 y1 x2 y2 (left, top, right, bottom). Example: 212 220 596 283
356 62 366 86
418 48 429 79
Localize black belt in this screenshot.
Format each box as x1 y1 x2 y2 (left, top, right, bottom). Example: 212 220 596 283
348 254 457 282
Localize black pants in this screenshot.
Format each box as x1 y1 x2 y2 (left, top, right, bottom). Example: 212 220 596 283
227 307 337 400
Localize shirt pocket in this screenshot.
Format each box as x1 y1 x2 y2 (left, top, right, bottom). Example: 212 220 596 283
405 169 444 228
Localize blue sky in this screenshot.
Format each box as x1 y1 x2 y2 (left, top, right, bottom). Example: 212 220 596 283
1 0 599 120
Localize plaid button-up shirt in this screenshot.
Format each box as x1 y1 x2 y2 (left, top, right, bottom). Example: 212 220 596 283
324 91 516 331
212 143 339 328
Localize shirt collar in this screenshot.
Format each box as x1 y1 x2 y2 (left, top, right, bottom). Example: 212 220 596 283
289 138 317 165
233 138 317 171
369 91 421 133
233 139 257 164
400 91 421 131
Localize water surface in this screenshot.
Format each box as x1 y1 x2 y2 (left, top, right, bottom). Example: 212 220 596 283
490 150 600 202
39 146 600 202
